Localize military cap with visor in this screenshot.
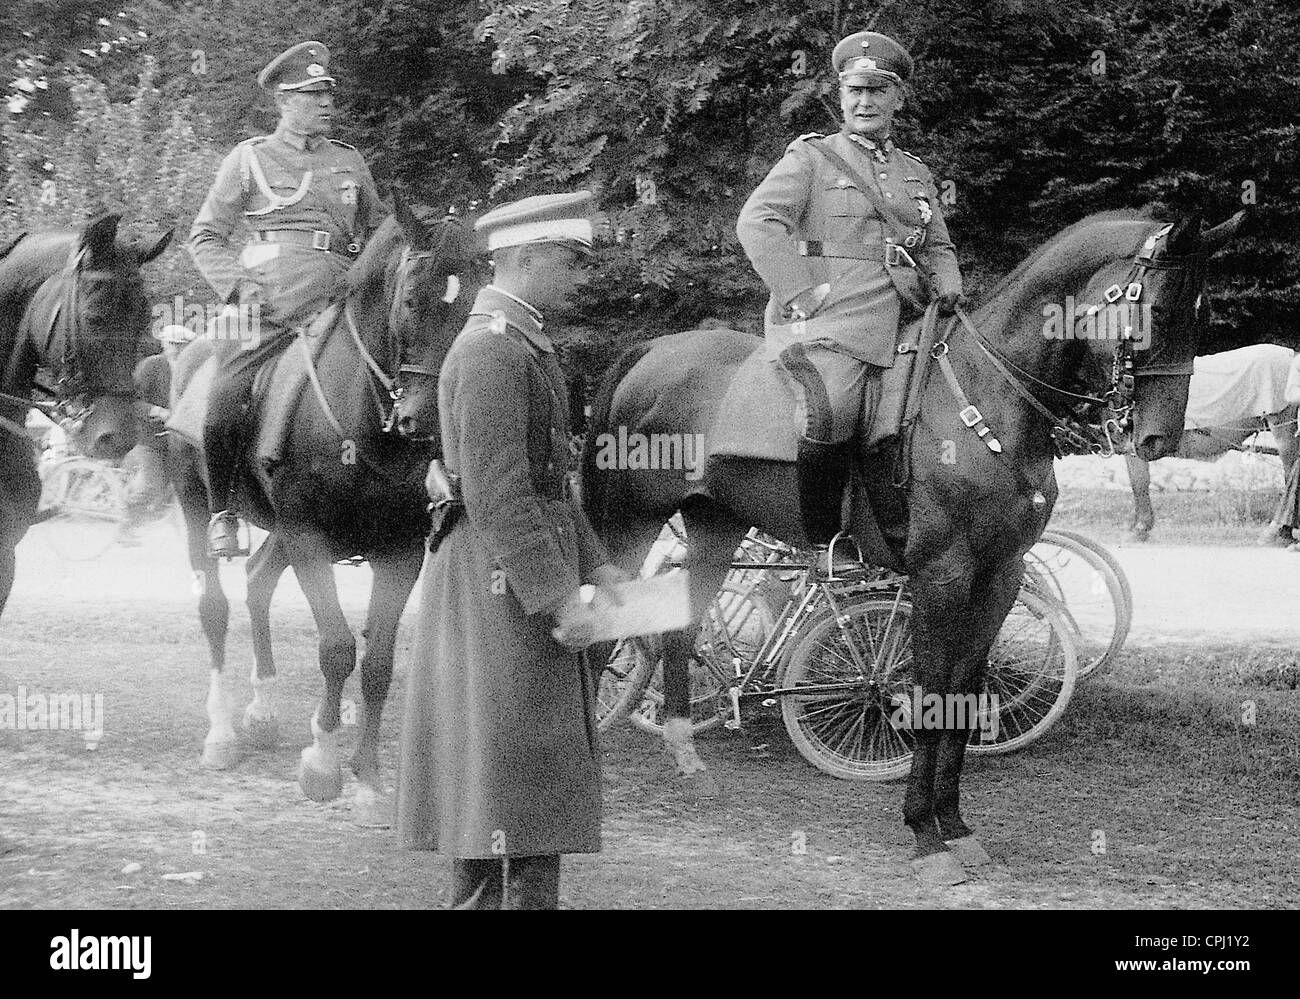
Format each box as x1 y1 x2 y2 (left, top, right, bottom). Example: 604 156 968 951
475 191 596 256
832 30 914 86
257 41 336 93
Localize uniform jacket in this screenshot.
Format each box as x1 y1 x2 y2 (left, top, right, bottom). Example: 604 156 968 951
396 285 608 858
187 125 384 324
737 129 962 368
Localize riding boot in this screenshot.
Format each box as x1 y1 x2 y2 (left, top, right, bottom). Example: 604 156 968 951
502 855 561 910
449 858 505 910
796 437 858 575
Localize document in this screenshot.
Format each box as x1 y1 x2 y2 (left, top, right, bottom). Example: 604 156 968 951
586 570 692 641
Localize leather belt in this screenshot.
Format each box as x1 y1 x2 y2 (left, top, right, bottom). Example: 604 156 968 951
254 229 360 256
799 240 917 267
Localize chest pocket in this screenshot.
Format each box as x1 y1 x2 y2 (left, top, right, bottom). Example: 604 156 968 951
823 175 878 218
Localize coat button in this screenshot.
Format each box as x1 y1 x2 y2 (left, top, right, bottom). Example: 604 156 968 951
885 192 894 198
880 172 888 179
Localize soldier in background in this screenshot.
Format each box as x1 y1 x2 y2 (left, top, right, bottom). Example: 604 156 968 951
187 40 385 558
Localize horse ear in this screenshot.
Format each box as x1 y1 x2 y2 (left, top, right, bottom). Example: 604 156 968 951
1165 213 1203 255
1202 210 1247 252
80 213 121 264
392 191 428 248
136 229 173 265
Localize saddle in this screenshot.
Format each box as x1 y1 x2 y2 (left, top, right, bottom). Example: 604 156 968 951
166 303 344 473
705 311 930 465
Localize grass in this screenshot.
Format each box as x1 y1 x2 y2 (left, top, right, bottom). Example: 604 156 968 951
1051 486 1284 547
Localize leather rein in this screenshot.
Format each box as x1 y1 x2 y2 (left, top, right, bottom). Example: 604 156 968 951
895 226 1204 495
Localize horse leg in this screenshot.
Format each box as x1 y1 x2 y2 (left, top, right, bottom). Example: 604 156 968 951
350 544 422 828
0 542 14 621
242 533 290 749
661 506 742 799
1124 454 1155 541
287 546 356 802
903 554 973 885
932 559 1023 870
176 452 237 769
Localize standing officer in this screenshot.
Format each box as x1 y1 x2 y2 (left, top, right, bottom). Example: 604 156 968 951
187 40 385 558
397 192 628 910
736 29 962 566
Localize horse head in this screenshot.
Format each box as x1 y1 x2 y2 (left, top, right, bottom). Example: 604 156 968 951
384 197 484 446
21 214 171 460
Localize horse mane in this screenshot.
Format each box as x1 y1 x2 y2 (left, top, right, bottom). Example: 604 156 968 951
347 215 405 298
975 207 1163 310
0 230 79 349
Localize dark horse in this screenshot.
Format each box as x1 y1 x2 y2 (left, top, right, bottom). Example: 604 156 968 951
0 215 171 619
575 210 1241 884
167 206 477 824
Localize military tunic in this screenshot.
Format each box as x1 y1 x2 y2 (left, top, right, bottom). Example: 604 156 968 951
187 125 383 327
397 285 608 859
737 129 962 442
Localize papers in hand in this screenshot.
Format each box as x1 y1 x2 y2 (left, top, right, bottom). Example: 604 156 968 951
585 571 692 642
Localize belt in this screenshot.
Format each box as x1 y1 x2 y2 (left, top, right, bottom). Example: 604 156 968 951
799 240 917 267
254 229 360 256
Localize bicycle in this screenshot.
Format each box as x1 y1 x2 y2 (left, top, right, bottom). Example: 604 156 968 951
596 527 1080 781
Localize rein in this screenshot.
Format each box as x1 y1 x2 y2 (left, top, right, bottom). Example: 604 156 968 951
895 225 1204 493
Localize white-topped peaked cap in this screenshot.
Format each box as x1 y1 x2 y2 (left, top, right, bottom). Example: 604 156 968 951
475 191 596 254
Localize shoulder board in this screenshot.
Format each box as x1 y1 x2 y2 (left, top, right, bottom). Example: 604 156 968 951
237 135 270 147
788 131 824 150
328 139 359 151
898 148 927 165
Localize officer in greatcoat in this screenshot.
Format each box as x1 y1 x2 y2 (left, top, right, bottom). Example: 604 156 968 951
736 29 963 566
397 191 628 909
186 40 385 557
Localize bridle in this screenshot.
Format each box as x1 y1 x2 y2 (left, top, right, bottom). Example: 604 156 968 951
960 222 1205 458
0 243 138 440
338 220 461 435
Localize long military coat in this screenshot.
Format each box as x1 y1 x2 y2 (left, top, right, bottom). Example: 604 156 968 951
397 285 609 858
736 128 962 368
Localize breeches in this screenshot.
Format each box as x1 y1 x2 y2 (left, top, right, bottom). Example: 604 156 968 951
778 343 883 444
242 245 350 330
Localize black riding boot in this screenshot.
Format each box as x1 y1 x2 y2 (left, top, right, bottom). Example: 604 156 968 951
796 437 856 573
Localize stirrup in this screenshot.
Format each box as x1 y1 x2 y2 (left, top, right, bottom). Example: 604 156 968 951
813 532 866 581
207 512 249 559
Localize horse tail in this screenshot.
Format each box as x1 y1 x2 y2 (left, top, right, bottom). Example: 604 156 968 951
581 342 653 538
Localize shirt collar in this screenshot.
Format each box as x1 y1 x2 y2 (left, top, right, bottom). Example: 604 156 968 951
274 124 323 152
473 285 552 353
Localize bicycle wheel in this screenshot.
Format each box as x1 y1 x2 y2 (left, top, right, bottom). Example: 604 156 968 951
777 591 917 781
595 636 655 733
624 580 776 735
1025 528 1130 678
36 458 128 561
967 587 1078 755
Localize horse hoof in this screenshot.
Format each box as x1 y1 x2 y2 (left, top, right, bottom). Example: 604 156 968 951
945 836 992 868
1124 529 1150 544
912 850 968 886
242 713 279 750
298 751 344 802
353 784 392 828
200 738 242 770
678 770 721 801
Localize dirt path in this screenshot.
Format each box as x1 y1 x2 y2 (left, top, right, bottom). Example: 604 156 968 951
1 519 1296 909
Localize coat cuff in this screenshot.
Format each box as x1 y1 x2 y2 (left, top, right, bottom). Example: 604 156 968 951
497 532 580 617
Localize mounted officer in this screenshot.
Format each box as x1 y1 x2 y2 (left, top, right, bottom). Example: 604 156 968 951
736 29 962 567
187 40 385 558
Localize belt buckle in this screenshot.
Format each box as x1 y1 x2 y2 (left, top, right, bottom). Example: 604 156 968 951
886 242 917 268
311 230 331 251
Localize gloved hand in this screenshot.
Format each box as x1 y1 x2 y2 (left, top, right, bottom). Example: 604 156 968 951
588 563 632 607
935 289 963 315
783 283 831 322
551 589 599 651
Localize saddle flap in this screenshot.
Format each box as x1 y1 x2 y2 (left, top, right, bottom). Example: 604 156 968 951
705 315 924 465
